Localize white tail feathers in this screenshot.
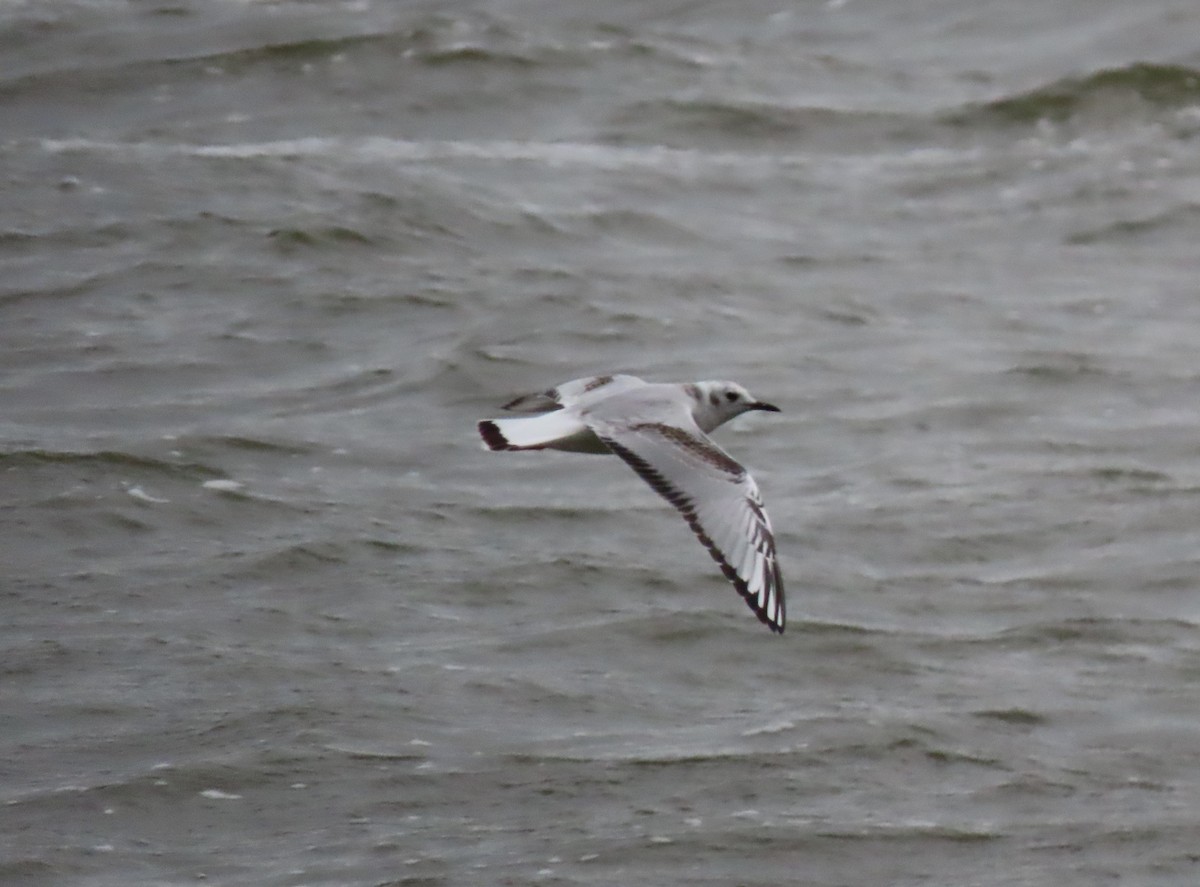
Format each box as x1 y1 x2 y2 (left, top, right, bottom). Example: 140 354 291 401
478 418 525 450
477 412 608 454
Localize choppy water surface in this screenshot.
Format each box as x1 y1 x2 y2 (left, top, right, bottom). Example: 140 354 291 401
4 1 1200 885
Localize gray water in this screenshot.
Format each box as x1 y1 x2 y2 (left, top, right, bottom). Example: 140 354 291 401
4 1 1200 885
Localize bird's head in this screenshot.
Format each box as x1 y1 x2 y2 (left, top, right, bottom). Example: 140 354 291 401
690 381 780 432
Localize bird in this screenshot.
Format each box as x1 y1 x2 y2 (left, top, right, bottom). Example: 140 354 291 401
477 374 785 633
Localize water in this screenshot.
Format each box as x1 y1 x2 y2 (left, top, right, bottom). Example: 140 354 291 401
4 1 1200 884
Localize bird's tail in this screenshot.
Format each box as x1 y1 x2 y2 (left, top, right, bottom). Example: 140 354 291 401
477 412 588 451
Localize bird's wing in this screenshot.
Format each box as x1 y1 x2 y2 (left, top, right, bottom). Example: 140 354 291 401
503 374 645 413
585 397 784 633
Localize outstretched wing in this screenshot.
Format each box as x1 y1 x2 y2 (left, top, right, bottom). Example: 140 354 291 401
587 403 785 633
503 374 645 413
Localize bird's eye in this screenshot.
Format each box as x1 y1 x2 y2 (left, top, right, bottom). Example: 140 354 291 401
725 391 738 402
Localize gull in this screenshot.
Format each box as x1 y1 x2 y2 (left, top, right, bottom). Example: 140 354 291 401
477 374 785 633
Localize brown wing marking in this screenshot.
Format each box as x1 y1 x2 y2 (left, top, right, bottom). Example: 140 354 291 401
630 423 745 477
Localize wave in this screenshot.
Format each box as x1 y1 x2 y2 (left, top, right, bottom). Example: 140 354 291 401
0 448 220 480
985 616 1198 649
606 95 916 145
35 134 990 189
952 62 1200 126
0 11 596 94
1066 202 1200 245
36 134 776 171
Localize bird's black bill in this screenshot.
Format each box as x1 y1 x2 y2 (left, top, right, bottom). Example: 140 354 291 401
751 402 781 412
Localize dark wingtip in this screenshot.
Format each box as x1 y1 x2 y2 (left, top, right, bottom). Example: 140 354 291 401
601 433 785 635
478 420 509 451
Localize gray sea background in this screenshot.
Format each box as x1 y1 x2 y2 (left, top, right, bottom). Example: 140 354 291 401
4 1 1200 885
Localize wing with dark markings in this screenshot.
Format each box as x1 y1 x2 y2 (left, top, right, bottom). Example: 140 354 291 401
587 402 785 633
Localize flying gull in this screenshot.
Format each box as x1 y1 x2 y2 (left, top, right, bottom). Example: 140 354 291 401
477 374 785 633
